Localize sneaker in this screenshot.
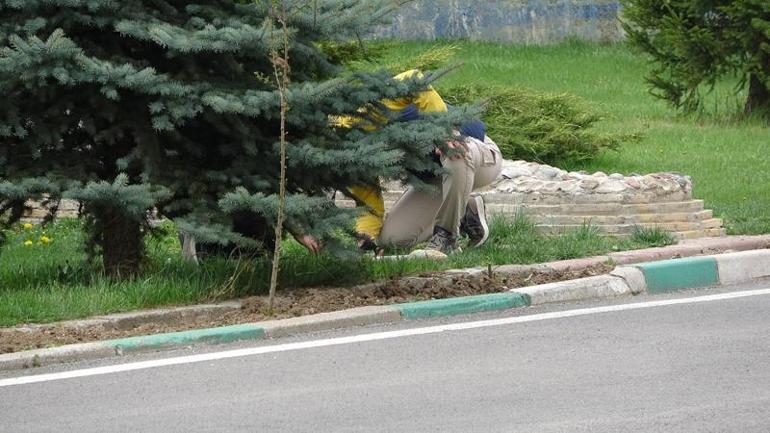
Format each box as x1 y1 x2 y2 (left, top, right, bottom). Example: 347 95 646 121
460 193 489 248
356 233 384 257
423 225 459 256
356 233 378 252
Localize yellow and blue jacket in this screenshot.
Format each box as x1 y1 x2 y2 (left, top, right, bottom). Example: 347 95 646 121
337 70 448 240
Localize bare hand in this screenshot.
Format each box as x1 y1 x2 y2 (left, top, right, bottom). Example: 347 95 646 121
435 139 466 161
298 234 321 253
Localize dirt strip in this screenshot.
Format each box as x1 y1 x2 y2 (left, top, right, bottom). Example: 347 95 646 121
0 265 611 354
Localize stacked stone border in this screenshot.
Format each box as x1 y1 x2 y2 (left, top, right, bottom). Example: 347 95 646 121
336 160 726 240
26 162 725 240
2 235 768 372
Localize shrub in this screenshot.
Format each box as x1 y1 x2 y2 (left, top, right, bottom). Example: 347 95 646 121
441 84 636 164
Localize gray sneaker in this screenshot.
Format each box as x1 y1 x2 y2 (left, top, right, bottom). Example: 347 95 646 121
425 226 459 255
460 194 489 248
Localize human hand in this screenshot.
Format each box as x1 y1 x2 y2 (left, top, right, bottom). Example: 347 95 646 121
298 234 321 253
435 139 466 161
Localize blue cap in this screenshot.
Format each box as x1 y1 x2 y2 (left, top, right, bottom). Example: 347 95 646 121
459 120 486 141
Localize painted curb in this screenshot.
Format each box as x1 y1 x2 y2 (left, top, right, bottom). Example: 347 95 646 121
511 275 632 305
3 247 769 372
109 323 266 354
632 257 719 293
395 292 530 320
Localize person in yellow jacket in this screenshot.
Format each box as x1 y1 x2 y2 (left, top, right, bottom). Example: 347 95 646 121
346 69 448 247
316 70 502 257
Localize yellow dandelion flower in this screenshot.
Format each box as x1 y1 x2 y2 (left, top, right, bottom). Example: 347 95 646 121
40 235 51 244
23 223 34 230
23 240 33 246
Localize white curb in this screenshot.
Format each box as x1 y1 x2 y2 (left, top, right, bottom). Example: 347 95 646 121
713 250 770 285
510 275 631 305
610 266 647 294
0 342 114 371
259 306 402 338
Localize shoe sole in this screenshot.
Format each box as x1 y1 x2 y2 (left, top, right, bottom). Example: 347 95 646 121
468 194 489 248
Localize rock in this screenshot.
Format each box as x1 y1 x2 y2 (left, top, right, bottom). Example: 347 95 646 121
541 182 561 193
595 180 628 193
557 181 580 193
535 166 560 179
500 166 533 179
609 173 624 180
520 180 545 192
494 180 517 193
625 178 642 189
592 171 607 177
579 179 600 190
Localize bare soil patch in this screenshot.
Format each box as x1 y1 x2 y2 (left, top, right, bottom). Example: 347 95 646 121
0 264 611 354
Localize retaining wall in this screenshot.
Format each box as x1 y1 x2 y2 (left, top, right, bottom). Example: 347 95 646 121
378 0 624 43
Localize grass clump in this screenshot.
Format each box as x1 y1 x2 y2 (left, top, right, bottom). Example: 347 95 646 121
629 226 677 247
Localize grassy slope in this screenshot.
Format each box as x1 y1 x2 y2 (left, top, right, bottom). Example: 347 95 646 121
376 40 770 234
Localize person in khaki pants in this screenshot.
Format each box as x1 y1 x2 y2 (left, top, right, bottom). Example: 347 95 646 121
377 129 502 257
306 70 503 257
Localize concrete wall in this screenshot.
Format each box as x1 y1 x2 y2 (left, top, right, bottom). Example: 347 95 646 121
379 0 623 44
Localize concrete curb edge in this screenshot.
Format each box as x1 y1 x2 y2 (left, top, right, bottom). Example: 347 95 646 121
2 246 770 372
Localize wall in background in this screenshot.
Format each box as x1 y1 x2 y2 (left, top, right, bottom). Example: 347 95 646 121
379 0 623 43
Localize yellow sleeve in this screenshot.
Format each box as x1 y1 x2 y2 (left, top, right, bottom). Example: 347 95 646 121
347 184 385 240
339 70 446 241
382 69 448 114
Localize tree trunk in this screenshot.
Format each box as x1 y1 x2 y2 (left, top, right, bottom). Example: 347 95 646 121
745 73 770 115
101 210 143 277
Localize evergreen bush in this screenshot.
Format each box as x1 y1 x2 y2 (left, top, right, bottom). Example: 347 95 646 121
442 84 633 164
0 1 468 276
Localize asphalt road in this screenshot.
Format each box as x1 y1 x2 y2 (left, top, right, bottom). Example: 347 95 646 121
2 282 770 432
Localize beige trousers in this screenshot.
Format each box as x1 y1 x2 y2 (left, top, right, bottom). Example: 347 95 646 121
378 136 503 248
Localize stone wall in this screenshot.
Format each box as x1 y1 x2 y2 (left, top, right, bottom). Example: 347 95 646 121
378 0 624 43
22 199 79 221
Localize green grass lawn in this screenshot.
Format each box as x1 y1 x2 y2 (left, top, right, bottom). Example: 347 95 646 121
372 40 770 234
0 218 671 326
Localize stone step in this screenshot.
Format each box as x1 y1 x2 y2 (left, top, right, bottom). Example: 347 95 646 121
596 228 726 240
382 190 695 207
485 200 706 216
336 198 709 217
535 219 724 235
523 210 713 225
22 208 79 219
674 228 727 240
484 191 692 205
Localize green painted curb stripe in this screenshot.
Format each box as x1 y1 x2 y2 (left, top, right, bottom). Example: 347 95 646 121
109 324 266 352
395 292 531 320
634 257 719 293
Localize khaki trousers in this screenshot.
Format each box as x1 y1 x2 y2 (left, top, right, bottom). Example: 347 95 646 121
378 136 503 248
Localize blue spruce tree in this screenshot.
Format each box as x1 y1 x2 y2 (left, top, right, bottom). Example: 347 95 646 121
0 0 466 276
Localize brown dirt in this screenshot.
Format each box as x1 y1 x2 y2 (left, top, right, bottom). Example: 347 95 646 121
0 264 611 354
